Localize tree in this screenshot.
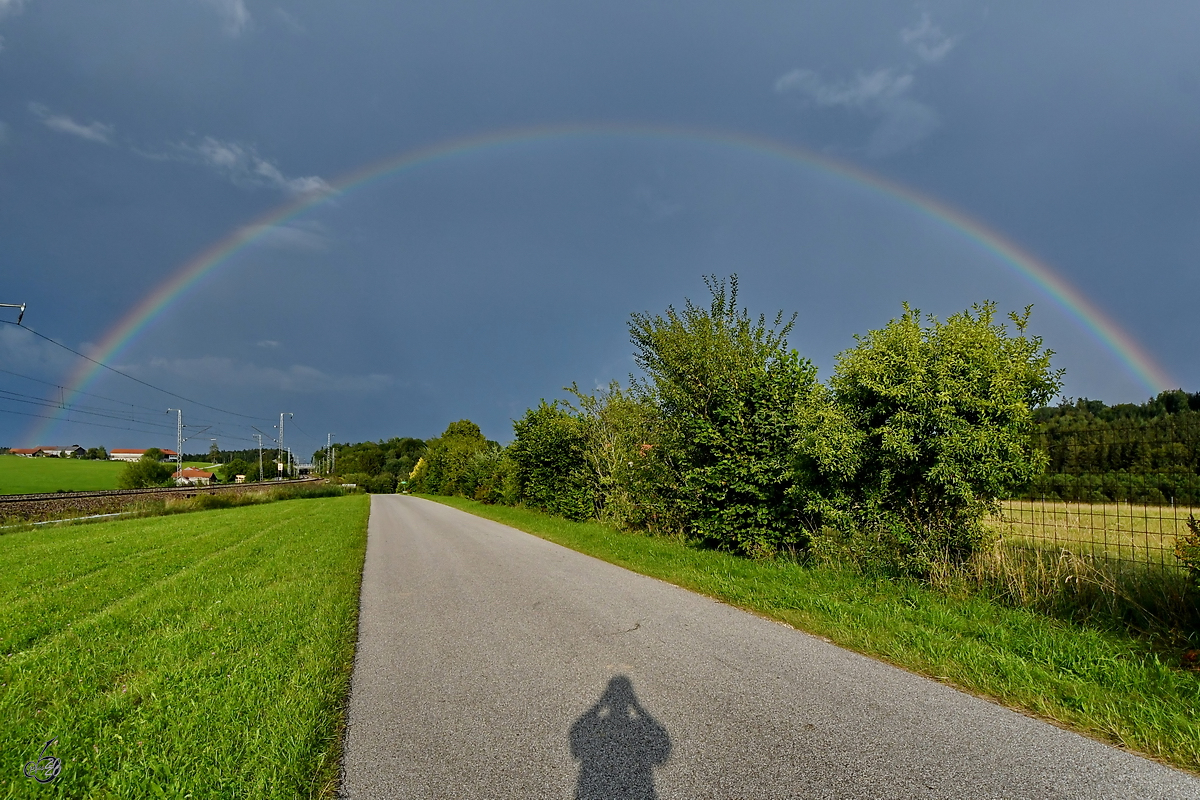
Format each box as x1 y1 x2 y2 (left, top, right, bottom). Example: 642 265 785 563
118 453 175 489
804 302 1063 572
409 420 493 496
220 458 252 484
208 441 221 462
628 275 820 557
86 446 108 460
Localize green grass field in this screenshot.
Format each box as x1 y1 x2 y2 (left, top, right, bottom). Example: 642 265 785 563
0 494 369 798
0 455 215 495
431 496 1200 774
991 499 1197 568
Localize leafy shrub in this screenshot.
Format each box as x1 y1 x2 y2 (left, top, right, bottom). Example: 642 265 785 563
468 446 518 505
1176 515 1200 592
118 455 175 489
629 274 820 557
508 402 595 519
569 382 683 534
408 421 493 497
803 302 1062 573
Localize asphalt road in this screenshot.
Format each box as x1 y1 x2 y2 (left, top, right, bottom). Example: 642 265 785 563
338 495 1200 799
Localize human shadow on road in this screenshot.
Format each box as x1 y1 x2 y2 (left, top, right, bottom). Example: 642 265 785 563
569 675 671 800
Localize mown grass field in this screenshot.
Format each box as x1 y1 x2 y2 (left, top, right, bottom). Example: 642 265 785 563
431 496 1200 774
991 499 1197 568
0 455 216 495
0 494 369 798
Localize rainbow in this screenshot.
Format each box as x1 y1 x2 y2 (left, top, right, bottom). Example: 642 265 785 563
28 123 1174 443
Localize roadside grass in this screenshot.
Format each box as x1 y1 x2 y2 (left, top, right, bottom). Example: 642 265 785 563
0 455 213 495
0 494 369 798
429 495 1200 774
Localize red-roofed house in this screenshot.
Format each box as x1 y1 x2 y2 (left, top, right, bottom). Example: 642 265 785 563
173 468 213 486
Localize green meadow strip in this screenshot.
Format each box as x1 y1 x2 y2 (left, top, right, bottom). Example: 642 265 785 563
430 496 1200 774
0 494 369 799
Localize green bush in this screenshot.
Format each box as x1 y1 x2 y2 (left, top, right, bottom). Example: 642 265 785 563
1176 515 1200 593
117 454 175 489
408 420 493 497
803 302 1062 573
629 275 820 557
508 401 595 519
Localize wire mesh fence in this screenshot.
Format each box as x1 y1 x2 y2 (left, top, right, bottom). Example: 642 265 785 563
991 417 1200 572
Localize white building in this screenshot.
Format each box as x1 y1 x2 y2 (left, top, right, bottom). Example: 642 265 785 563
110 448 178 462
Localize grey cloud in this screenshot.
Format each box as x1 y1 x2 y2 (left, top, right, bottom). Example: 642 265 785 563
865 98 940 157
246 220 331 252
274 7 305 35
901 13 957 64
0 324 76 373
0 0 28 21
197 0 250 37
177 136 331 195
146 356 395 394
774 68 939 156
775 68 914 108
29 102 115 145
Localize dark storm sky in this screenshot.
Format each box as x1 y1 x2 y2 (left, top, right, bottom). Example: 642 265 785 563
2 1 1198 455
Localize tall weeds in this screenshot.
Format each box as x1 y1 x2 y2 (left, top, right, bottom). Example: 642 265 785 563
930 541 1199 644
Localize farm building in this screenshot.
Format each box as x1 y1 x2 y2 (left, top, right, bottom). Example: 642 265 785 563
9 445 85 457
173 468 213 486
110 448 178 462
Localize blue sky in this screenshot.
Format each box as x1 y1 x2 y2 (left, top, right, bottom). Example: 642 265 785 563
2 1 1198 456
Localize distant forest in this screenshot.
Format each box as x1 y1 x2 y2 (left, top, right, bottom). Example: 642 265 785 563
1022 389 1200 504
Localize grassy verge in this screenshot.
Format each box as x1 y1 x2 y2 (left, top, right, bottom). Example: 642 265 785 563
429 495 1200 774
0 494 369 798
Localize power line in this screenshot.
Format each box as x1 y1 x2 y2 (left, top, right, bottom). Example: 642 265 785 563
0 366 205 419
0 406 186 439
0 320 274 423
0 390 260 446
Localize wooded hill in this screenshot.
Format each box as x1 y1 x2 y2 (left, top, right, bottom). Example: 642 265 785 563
1022 390 1200 503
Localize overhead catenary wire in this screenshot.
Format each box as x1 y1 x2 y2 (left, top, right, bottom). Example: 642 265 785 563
0 319 274 423
0 365 239 427
0 406 194 439
0 386 256 442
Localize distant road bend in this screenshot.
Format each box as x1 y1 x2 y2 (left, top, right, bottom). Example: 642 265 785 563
339 495 1200 799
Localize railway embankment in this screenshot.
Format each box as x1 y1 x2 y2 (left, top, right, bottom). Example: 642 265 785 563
0 478 323 522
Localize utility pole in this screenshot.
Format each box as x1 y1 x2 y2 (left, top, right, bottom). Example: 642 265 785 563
251 432 264 482
168 408 184 482
277 412 292 480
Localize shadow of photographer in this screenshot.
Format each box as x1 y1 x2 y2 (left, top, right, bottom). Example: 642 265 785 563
569 675 671 800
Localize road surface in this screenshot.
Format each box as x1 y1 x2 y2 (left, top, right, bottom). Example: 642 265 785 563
338 494 1200 799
